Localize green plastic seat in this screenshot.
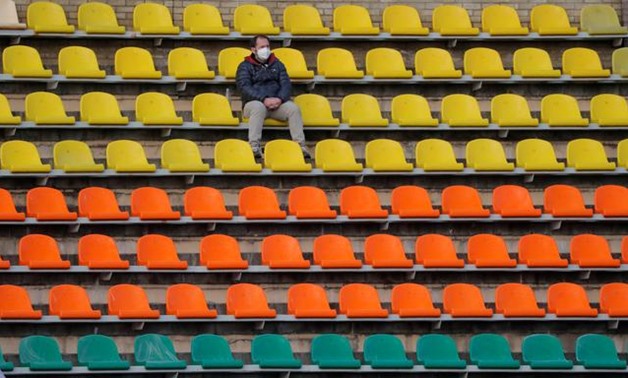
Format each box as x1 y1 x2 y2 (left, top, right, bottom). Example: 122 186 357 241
0 344 14 371
134 334 187 370
576 334 627 369
19 336 72 371
77 335 130 370
469 333 520 369
363 334 414 369
522 334 573 369
416 334 467 369
191 334 244 369
252 334 302 368
311 334 361 369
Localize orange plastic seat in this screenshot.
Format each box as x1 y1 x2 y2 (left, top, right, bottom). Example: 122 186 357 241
49 285 101 319
544 185 593 217
199 234 248 269
77 187 129 220
415 234 464 268
78 234 130 269
261 234 310 269
492 185 542 217
467 234 517 268
364 234 413 268
495 283 546 317
0 255 8 269
600 283 628 317
339 283 389 318
166 284 217 318
390 186 439 218
183 187 233 220
547 283 598 317
108 284 160 319
287 283 337 318
313 234 362 268
594 185 628 217
18 234 70 269
131 187 181 220
26 187 77 220
288 186 337 219
441 185 490 218
391 283 441 317
339 186 388 218
570 234 620 268
136 234 188 270
226 283 277 318
0 188 25 221
0 285 42 319
239 186 287 219
443 283 493 317
518 234 569 267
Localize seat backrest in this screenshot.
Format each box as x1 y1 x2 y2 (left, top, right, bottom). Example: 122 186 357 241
391 185 437 216
233 4 275 31
415 234 458 263
333 4 374 32
283 4 325 32
26 187 70 216
365 48 408 75
465 138 509 168
547 282 592 312
495 283 542 314
77 334 125 366
191 334 237 365
363 334 408 363
339 186 383 214
315 139 360 169
0 140 46 171
443 283 487 313
19 335 66 367
492 185 537 214
293 94 337 126
594 185 628 214
114 47 157 76
364 234 407 264
600 282 628 314
166 283 210 315
214 139 260 171
441 94 483 123
77 1 121 31
261 234 305 264
563 47 605 74
311 334 358 365
581 5 623 32
566 138 612 168
619 139 628 167
541 94 583 123
382 5 423 32
612 47 628 74
168 47 210 76
432 4 473 31
27 1 70 29
441 185 485 214
49 284 97 316
108 284 153 314
313 234 356 264
464 47 506 73
590 94 628 123
576 334 623 365
417 334 463 364
58 46 102 76
544 184 588 213
515 138 561 169
199 234 243 266
287 283 333 315
251 334 297 363
530 4 573 32
136 234 181 264
78 234 124 266
272 47 310 77
391 283 437 314
133 3 176 31
288 186 334 216
415 139 459 169
226 283 271 314
25 91 68 120
482 4 523 32
518 234 563 264
317 48 359 76
183 4 225 32
263 139 310 170
467 234 511 263
19 234 62 265
522 334 569 363
513 47 556 75
136 92 178 122
0 0 21 26
53 140 97 169
415 48 457 75
80 92 125 122
570 233 614 261
0 93 17 119
218 47 250 78
391 94 434 124
134 334 180 364
470 334 516 364
239 186 282 215
192 93 236 123
339 283 384 313
184 187 229 217
341 94 384 123
107 140 152 170
0 187 19 215
0 284 37 314
365 139 409 169
161 139 204 169
78 187 124 218
491 94 534 123
131 187 175 216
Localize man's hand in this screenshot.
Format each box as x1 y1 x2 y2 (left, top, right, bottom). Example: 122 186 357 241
264 97 282 110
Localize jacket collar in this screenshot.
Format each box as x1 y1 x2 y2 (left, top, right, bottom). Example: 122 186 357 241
245 52 277 65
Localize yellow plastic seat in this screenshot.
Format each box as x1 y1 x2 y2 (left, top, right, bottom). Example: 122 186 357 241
133 3 179 34
183 4 229 35
567 139 617 171
233 4 280 35
192 93 239 126
136 93 183 125
0 94 20 124
2 45 52 77
415 139 464 171
516 139 565 171
366 48 412 79
114 47 162 79
273 48 314 79
161 139 210 172
293 94 340 127
619 139 628 168
382 5 429 35
612 47 628 76
218 47 250 79
27 1 74 33
58 46 106 78
432 5 479 35
414 48 462 78
464 48 511 78
530 4 578 35
466 139 515 171
214 139 262 172
77 2 125 34
168 47 215 79
264 139 312 172
562 48 611 77
53 140 104 172
581 5 628 35
333 5 379 35
365 139 413 171
0 140 51 172
341 94 388 127
590 94 628 126
481 5 528 35
513 48 562 78
317 48 364 79
314 139 363 172
24 92 75 124
391 94 438 127
106 140 156 172
0 0 26 30
441 94 489 127
283 5 329 35
541 94 589 127
491 94 539 127
80 92 129 125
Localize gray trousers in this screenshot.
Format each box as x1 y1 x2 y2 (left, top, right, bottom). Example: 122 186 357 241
243 100 306 147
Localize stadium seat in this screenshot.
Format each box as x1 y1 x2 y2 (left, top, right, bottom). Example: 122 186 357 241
239 186 287 219
108 284 160 319
19 336 72 371
49 284 101 319
491 94 539 127
26 1 74 33
80 92 129 125
481 4 528 35
134 334 186 369
283 4 329 35
293 94 340 126
167 48 215 79
0 285 42 319
364 234 413 268
415 139 464 171
590 94 628 126
600 283 628 316
0 0 25 30
495 283 546 317
58 46 106 78
547 283 598 317
391 94 439 126
595 185 628 216
53 140 104 172
612 47 628 76
311 334 361 368
287 283 337 318
0 188 23 221
183 4 229 34
288 186 337 219
77 334 130 370
570 234 620 267
467 234 517 267
226 283 277 318
620 139 628 167
382 5 429 35
317 48 364 78
562 48 611 77
161 139 209 172
492 185 542 217
136 92 183 125
464 47 511 78
184 187 233 220
365 139 413 171
530 4 578 35
432 5 479 35
443 283 493 317
191 334 244 369
339 283 388 318
218 47 250 79
544 185 593 217
192 93 239 126
166 284 217 318
313 234 361 268
106 140 156 172
364 334 414 369
0 140 51 173
264 139 312 172
24 92 75 124
441 185 491 217
272 48 314 79
512 48 562 78
576 334 627 369
114 47 162 79
214 139 262 172
366 48 412 78
470 334 520 369
0 93 20 124
133 3 180 34
415 234 464 268
315 139 363 171
515 138 565 170
261 234 311 269
252 334 302 368
581 5 628 34
414 48 462 78
78 187 129 220
441 94 489 127
518 234 569 268
566 138 616 170
26 187 77 220
136 234 188 269
466 139 515 171
341 94 388 126
200 234 248 269
77 1 125 34
0 344 12 371
233 4 279 35
543 96 590 125
19 234 71 269
131 187 180 220
391 283 441 317
416 334 467 369
333 4 378 35
391 186 440 218
340 186 388 218
78 234 130 269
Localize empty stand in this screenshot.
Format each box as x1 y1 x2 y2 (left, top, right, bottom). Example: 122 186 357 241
77 2 125 34
273 48 314 79
515 139 565 171
491 94 539 127
134 334 186 369
495 283 546 317
213 139 262 172
366 48 412 79
482 5 528 35
544 185 593 217
441 185 491 217
106 140 156 172
566 138 616 170
239 186 286 219
364 334 414 368
317 48 364 79
594 185 628 216
382 5 428 35
441 94 489 127
492 185 542 217
184 187 233 220
264 139 312 172
443 283 493 317
563 48 610 77
391 186 440 218
570 234 620 267
108 284 160 319
25 92 75 124
312 234 362 268
283 5 329 35
470 333 520 369
19 336 72 371
190 334 244 369
261 234 310 269
26 187 77 220
464 47 511 78
391 94 439 126
287 283 336 318
48 285 101 319
252 334 302 368
432 5 479 35
466 138 515 171
192 93 240 126
226 283 276 318
166 284 217 319
600 283 628 316
340 186 388 218
391 283 441 317
333 5 378 35
513 48 562 78
288 186 337 219
57 46 106 78
161 139 209 172
365 139 413 171
417 334 467 368
415 48 462 78
530 4 578 35
339 284 388 318
133 3 179 34
26 2 74 33
0 285 42 319
78 234 130 269
415 139 464 171
311 334 361 369
77 187 129 220
199 234 248 269
77 334 130 371
53 140 104 172
183 4 229 35
415 234 464 268
131 187 181 220
136 234 188 270
80 92 129 125
114 47 162 79
518 234 569 267
19 234 71 269
233 4 279 35
315 139 363 171
0 140 50 173
364 234 413 268
547 283 598 317
467 234 517 268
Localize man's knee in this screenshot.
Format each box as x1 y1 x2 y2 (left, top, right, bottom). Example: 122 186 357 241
281 101 300 116
245 101 267 116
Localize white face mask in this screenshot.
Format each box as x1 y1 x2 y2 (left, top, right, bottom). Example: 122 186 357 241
255 47 271 62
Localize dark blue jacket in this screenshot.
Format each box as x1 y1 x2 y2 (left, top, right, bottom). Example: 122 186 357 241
235 53 292 105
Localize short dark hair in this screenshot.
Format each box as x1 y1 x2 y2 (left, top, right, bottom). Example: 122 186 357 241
249 34 270 48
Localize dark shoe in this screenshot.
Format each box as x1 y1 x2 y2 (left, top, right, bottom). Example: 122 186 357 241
250 143 262 159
